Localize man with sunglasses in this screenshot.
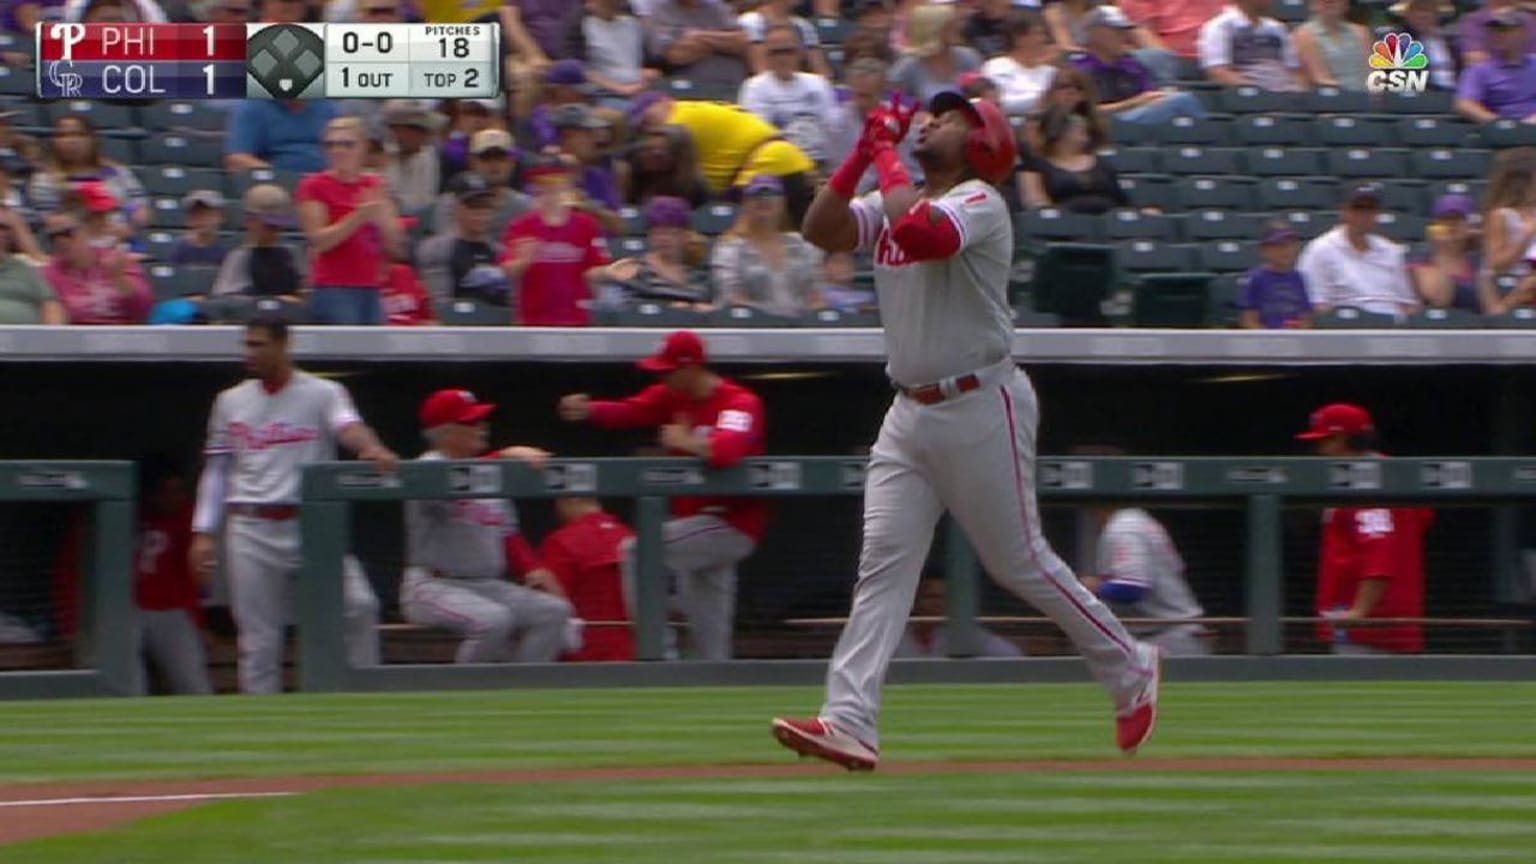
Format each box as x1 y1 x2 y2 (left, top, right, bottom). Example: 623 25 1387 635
738 25 838 168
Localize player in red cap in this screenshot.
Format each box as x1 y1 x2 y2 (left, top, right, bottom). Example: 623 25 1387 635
1298 403 1432 654
401 388 576 664
558 330 768 661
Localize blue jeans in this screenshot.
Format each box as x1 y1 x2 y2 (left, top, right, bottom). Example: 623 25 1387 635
1117 90 1208 123
310 287 383 325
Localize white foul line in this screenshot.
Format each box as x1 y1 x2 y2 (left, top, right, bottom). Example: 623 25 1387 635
0 791 297 808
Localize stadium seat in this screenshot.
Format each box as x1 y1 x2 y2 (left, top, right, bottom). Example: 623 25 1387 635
806 308 880 327
1218 85 1294 114
1103 146 1160 174
44 100 137 131
1477 119 1536 148
1274 0 1308 22
141 134 222 168
1313 305 1399 328
1116 239 1196 272
1118 176 1177 211
1178 176 1257 209
1377 179 1428 213
615 236 647 256
712 305 802 327
1372 212 1427 243
142 166 223 199
1379 89 1455 114
1234 114 1311 146
1027 243 1115 326
1105 209 1176 240
1306 86 1370 115
1493 308 1536 328
1207 273 1244 327
0 66 28 97
439 299 510 326
1428 180 1486 205
1408 307 1484 329
1016 208 1103 243
1258 177 1334 211
147 264 216 302
1107 117 1151 145
1012 308 1063 327
1247 147 1323 176
1280 210 1330 239
0 101 43 130
1316 116 1392 146
141 101 227 134
97 138 136 164
814 16 850 44
691 202 738 235
231 167 302 195
1395 116 1474 148
665 78 737 101
1131 273 1213 327
617 206 645 236
1200 240 1260 273
1150 116 1227 145
1163 146 1243 175
1186 210 1263 240
141 231 179 262
1413 148 1491 179
1328 147 1409 178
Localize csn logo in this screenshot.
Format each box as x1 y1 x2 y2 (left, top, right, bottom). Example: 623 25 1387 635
1366 33 1428 94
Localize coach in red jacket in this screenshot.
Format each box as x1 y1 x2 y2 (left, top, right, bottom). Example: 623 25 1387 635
542 497 637 662
559 330 768 660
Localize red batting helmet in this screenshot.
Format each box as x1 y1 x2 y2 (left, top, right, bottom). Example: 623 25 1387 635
928 91 1017 186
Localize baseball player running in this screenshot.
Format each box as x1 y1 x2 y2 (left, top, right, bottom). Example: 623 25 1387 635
1086 507 1210 657
189 316 393 694
559 330 768 661
401 388 574 663
771 93 1160 770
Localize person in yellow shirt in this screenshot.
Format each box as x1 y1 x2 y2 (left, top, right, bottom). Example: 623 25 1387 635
417 0 499 22
628 93 817 224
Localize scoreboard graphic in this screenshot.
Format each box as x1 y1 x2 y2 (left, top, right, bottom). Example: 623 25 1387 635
36 22 499 100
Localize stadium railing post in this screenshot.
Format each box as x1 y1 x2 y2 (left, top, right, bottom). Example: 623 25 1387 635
633 496 670 661
943 517 982 658
90 496 138 696
1244 494 1283 656
298 501 351 691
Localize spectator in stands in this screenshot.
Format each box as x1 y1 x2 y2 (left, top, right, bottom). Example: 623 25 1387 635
738 25 840 168
1075 6 1208 123
72 181 132 252
895 573 1024 659
1393 0 1461 91
740 0 832 76
1045 0 1179 82
618 195 712 307
982 10 1058 116
529 60 599 151
562 0 660 105
225 98 339 173
889 3 983 103
42 212 152 324
646 0 751 89
710 174 824 316
1297 183 1419 320
418 174 509 307
210 184 306 305
27 115 148 235
170 190 231 269
626 125 713 208
0 162 34 230
2 0 63 36
1294 0 1371 90
819 250 876 312
1479 147 1536 311
0 110 40 189
1198 0 1307 91
1239 220 1313 329
1455 10 1536 123
501 156 640 326
381 236 435 326
1020 106 1127 214
1118 0 1226 60
842 21 898 65
1411 193 1483 313
502 0 577 117
64 0 167 22
438 98 502 181
542 496 637 662
202 0 253 23
1458 0 1536 67
963 0 1016 59
254 0 302 23
432 129 531 238
0 207 63 325
552 104 625 214
628 92 817 223
380 100 442 215
297 116 406 325
826 57 921 193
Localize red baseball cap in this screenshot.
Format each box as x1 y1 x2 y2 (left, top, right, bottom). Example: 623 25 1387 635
638 330 707 373
1295 403 1375 440
420 389 496 429
78 181 120 214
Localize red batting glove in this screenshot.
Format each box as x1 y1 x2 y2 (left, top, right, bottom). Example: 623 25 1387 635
860 94 919 155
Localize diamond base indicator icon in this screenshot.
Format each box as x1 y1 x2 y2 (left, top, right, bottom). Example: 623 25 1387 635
246 23 326 99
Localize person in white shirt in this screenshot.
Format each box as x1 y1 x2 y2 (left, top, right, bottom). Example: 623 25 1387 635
1297 184 1421 320
739 0 832 77
895 574 1025 659
1086 507 1210 657
738 24 841 167
1198 0 1308 91
381 100 442 215
981 9 1059 116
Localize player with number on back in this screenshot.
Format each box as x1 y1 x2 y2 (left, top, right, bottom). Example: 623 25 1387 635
558 330 768 661
770 91 1161 771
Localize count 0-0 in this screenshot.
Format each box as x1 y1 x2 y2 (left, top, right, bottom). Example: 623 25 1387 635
341 30 393 53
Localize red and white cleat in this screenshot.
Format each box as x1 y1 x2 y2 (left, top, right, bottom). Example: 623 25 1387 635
1116 647 1163 756
771 717 879 772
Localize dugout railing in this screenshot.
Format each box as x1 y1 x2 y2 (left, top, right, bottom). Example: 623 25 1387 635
0 462 137 699
291 456 1536 693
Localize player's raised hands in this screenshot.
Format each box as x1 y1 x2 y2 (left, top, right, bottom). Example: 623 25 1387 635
861 93 919 152
558 393 591 422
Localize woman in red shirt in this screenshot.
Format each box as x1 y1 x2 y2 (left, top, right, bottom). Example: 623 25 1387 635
296 117 406 325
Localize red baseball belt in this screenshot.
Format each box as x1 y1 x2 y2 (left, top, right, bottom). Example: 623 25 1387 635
228 504 299 521
898 373 981 406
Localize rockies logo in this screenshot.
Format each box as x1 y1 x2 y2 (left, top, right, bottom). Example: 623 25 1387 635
246 24 326 99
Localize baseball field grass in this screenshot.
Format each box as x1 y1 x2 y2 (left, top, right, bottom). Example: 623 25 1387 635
2 681 1535 862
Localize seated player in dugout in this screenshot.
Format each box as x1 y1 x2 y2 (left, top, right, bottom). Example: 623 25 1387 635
540 496 638 662
1297 403 1433 655
627 92 818 225
895 567 1025 659
559 329 768 661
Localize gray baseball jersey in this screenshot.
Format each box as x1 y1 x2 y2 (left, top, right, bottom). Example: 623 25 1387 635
405 450 520 580
849 180 1014 387
1095 508 1204 622
205 372 362 505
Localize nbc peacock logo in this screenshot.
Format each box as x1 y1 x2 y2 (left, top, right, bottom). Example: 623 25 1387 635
1366 33 1429 94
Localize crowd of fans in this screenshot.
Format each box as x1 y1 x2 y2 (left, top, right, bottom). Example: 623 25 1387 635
0 0 1535 327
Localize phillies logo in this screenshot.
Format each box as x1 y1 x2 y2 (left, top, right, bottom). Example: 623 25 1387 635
228 422 320 451
873 229 913 268
451 499 510 527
